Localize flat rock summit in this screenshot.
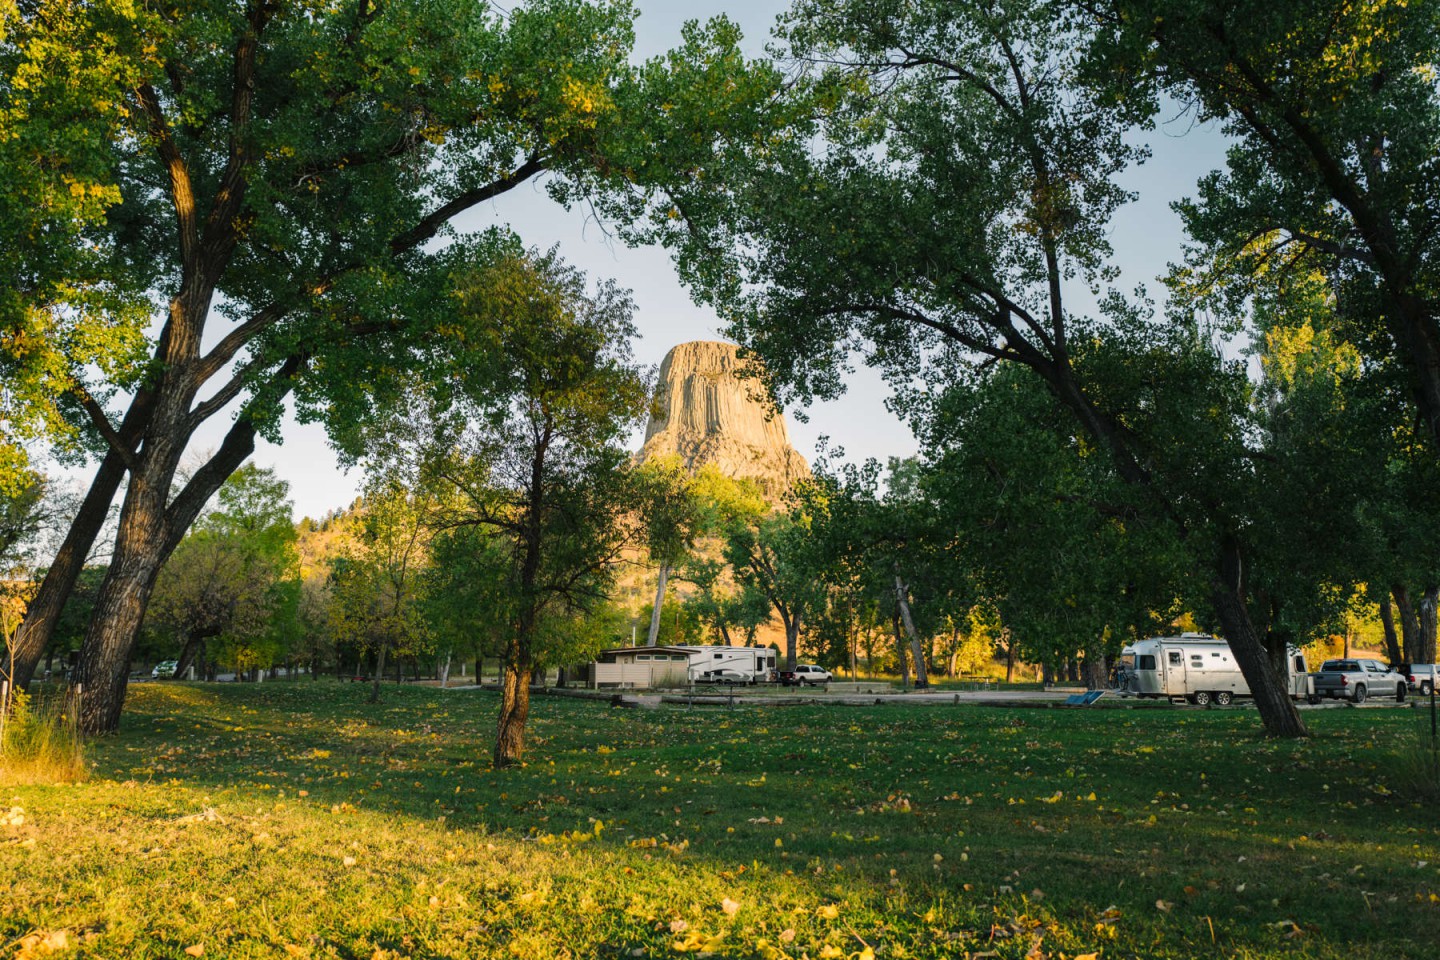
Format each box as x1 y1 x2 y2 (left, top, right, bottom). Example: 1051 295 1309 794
638 341 809 494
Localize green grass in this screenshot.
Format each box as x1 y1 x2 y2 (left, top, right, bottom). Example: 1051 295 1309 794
3 682 1438 959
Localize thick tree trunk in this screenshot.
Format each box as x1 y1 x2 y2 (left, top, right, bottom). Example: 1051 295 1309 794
4 446 130 692
1396 585 1422 663
1420 587 1439 665
647 563 670 646
1379 595 1402 665
495 653 531 767
1211 541 1307 737
783 616 800 673
893 575 928 688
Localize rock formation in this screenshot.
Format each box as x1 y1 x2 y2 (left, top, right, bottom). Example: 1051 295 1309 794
637 341 809 494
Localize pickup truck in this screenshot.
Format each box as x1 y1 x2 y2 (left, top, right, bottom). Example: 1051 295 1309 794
1397 663 1440 697
779 664 832 687
1312 659 1407 703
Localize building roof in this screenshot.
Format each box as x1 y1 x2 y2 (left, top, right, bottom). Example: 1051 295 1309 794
598 645 696 657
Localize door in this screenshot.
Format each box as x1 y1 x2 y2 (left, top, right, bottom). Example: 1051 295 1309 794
1164 649 1186 696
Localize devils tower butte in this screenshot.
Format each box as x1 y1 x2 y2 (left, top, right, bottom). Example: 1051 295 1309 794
638 341 809 494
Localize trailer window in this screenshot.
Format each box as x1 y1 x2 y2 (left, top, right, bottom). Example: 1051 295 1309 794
1293 655 1305 673
1138 655 1156 670
1191 655 1203 668
1168 651 1182 665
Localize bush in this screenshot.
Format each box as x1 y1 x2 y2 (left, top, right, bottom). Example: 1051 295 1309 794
0 686 87 785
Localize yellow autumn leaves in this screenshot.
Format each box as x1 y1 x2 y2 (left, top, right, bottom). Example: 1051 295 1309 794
671 898 857 956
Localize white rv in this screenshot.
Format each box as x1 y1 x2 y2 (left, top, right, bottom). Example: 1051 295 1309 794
1119 634 1311 705
681 645 778 684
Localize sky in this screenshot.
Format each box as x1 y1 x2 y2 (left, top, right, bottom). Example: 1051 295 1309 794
198 1 1229 521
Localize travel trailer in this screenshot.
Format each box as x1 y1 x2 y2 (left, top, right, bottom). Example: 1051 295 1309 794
1118 634 1312 705
682 645 778 684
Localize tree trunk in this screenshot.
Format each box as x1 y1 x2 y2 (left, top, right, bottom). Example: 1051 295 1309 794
69 468 174 733
1004 629 1015 683
647 563 670 646
1210 541 1307 737
1379 595 1402 665
2 390 157 692
893 575 928 688
174 634 203 681
1396 585 1422 663
1420 587 1439 665
495 652 531 767
784 615 800 673
892 606 909 688
440 651 451 688
369 642 388 704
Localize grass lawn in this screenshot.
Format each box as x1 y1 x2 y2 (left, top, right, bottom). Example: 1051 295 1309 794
3 682 1438 959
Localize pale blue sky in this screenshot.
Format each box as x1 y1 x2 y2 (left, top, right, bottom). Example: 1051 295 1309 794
237 1 1228 519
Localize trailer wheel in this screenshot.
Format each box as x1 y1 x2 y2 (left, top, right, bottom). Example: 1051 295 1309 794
1353 684 1367 704
1396 683 1406 702
1306 694 1321 705
1192 691 1212 707
1215 691 1233 706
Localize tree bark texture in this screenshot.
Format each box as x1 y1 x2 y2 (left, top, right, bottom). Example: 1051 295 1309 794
494 653 532 767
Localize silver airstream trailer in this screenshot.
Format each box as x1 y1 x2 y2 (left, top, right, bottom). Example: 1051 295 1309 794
1118 634 1312 705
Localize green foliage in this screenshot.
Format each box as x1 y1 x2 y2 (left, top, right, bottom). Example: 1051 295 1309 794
147 465 301 673
326 482 433 682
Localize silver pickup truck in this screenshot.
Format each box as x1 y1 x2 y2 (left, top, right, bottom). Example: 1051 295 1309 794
1312 659 1407 703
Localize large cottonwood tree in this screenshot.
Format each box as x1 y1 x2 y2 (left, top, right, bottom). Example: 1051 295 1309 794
638 0 1311 734
0 0 724 731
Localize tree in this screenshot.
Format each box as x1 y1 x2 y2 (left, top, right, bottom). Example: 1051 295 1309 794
146 464 299 680
0 0 697 731
391 248 648 767
640 0 1312 734
327 482 431 704
1089 0 1440 457
725 508 824 672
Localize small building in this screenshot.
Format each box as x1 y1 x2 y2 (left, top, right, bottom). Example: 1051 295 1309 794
587 646 694 689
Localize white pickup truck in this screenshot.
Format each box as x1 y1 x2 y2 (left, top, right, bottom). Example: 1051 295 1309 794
1312 659 1407 703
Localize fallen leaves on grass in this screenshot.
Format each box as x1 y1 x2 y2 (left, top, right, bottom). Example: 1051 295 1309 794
13 930 68 959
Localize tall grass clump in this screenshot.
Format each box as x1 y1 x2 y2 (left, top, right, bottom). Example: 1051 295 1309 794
1390 701 1440 802
0 686 87 785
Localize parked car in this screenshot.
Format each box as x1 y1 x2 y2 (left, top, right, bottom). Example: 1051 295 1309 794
1312 659 1406 703
779 664 832 687
1397 663 1440 697
152 660 179 679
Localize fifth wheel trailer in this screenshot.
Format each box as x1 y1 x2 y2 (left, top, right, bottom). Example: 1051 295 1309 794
1118 634 1312 706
